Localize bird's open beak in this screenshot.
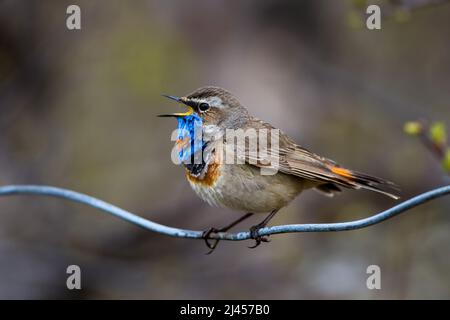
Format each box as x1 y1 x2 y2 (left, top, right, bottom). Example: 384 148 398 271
158 94 194 118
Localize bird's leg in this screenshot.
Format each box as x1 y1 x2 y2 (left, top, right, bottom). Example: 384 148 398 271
248 209 279 249
202 213 254 254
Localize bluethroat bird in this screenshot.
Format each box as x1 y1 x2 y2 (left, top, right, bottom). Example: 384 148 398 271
159 86 399 253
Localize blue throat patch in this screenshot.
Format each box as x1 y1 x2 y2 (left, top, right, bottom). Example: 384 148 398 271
176 113 205 163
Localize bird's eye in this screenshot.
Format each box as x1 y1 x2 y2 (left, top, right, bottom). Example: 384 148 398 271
198 102 210 112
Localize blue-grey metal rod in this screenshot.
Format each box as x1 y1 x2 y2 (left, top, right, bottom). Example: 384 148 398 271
0 184 449 241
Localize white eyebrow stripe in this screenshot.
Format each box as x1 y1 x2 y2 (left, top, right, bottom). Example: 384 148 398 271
189 96 224 108
206 96 224 108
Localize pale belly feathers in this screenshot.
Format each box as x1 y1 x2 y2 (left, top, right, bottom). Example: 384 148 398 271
186 162 310 213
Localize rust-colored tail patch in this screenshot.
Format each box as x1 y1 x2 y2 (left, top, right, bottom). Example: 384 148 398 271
330 165 400 199
330 166 354 179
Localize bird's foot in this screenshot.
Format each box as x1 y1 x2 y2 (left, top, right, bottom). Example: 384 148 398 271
201 227 222 254
248 224 270 249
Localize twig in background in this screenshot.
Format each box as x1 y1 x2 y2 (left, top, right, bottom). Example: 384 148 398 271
404 119 450 175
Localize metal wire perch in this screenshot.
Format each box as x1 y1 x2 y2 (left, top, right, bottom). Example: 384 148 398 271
0 184 449 241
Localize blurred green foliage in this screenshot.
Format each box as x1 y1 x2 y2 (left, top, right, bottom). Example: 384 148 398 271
429 122 447 147
404 120 449 174
404 121 422 135
393 9 412 22
443 150 450 172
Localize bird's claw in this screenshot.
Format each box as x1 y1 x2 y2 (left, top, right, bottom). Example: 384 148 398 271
202 227 221 254
248 225 270 249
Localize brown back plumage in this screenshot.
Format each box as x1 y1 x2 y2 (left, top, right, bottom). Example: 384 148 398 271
240 118 400 199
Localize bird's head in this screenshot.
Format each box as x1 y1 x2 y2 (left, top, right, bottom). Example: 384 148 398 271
159 86 249 136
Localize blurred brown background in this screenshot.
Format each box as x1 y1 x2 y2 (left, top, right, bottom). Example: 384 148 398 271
0 0 449 299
